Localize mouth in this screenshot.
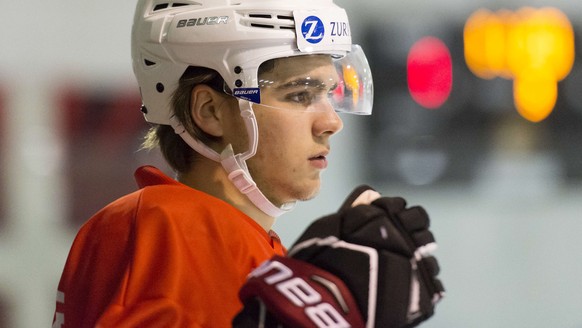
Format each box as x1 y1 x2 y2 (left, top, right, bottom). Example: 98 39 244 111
309 151 329 169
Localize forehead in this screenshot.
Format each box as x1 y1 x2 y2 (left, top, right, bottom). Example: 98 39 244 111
258 55 336 84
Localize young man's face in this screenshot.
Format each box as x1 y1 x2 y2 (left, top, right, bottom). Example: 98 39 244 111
245 55 344 206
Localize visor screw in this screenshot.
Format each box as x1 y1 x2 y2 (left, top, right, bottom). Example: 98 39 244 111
156 83 164 93
234 66 242 74
235 79 243 87
140 105 148 114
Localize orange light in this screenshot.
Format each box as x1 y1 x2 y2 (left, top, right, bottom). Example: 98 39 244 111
486 10 513 79
464 9 512 79
464 9 495 79
342 64 360 105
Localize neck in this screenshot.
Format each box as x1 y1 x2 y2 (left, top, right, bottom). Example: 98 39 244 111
178 156 275 232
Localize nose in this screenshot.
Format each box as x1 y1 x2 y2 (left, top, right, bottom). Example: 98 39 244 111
312 101 344 137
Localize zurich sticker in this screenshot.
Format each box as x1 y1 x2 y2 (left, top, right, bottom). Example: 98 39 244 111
301 16 325 44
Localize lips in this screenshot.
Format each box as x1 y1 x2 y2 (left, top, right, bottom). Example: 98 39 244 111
309 150 329 169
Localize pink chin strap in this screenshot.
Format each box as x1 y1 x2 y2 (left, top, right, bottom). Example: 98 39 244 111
169 99 295 218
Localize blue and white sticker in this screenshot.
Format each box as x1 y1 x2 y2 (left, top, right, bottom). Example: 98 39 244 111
294 8 352 52
301 16 325 44
233 88 261 103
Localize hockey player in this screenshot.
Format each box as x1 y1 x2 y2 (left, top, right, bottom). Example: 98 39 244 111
53 0 444 327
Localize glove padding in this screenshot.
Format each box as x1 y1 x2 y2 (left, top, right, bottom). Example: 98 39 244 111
288 185 444 327
233 255 365 328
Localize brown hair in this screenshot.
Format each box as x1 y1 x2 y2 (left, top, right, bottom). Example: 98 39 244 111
142 66 225 173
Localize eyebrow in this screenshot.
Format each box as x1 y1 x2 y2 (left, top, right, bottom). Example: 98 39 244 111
275 78 337 90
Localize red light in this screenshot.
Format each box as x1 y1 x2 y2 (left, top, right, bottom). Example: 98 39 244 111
407 36 453 109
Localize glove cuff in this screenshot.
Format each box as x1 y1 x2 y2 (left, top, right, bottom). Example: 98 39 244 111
239 256 365 328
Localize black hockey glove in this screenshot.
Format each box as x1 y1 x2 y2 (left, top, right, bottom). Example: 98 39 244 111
288 185 445 327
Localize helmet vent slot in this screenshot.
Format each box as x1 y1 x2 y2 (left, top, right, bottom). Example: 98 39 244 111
153 2 194 12
251 23 274 29
153 3 169 11
144 59 157 67
243 12 295 30
249 14 271 19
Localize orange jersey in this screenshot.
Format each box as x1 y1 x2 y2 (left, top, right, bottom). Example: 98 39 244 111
53 166 286 328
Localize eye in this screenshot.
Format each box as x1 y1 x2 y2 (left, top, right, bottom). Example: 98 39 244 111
286 90 317 106
329 82 339 93
328 82 343 102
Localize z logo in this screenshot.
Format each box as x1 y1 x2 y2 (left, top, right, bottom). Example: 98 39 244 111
301 16 325 44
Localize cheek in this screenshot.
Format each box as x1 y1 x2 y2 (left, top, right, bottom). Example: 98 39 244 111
223 110 249 153
255 112 304 155
255 123 284 161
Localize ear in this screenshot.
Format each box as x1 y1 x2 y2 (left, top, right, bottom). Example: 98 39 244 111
190 84 227 137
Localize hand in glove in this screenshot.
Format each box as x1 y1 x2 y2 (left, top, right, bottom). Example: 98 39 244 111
233 186 444 328
289 185 445 327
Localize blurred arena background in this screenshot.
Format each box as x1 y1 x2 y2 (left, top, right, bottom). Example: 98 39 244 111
2 0 582 327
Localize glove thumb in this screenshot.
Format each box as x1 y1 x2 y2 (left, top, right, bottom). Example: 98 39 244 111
339 185 382 211
292 185 381 246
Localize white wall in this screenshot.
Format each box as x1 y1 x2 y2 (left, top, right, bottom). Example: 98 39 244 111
1 1 582 327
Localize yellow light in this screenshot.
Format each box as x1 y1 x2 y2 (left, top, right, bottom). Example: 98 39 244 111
514 73 557 122
506 7 532 77
464 6 575 122
539 7 575 80
507 7 575 80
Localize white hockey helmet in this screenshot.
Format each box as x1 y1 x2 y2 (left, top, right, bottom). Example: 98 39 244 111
131 0 373 217
132 0 373 123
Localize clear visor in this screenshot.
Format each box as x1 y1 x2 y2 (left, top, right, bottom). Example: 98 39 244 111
233 45 373 115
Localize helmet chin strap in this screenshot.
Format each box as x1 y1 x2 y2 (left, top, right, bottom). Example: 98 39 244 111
169 99 295 218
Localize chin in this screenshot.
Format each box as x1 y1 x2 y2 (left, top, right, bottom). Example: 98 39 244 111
266 184 319 206
256 174 322 205
292 180 322 202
